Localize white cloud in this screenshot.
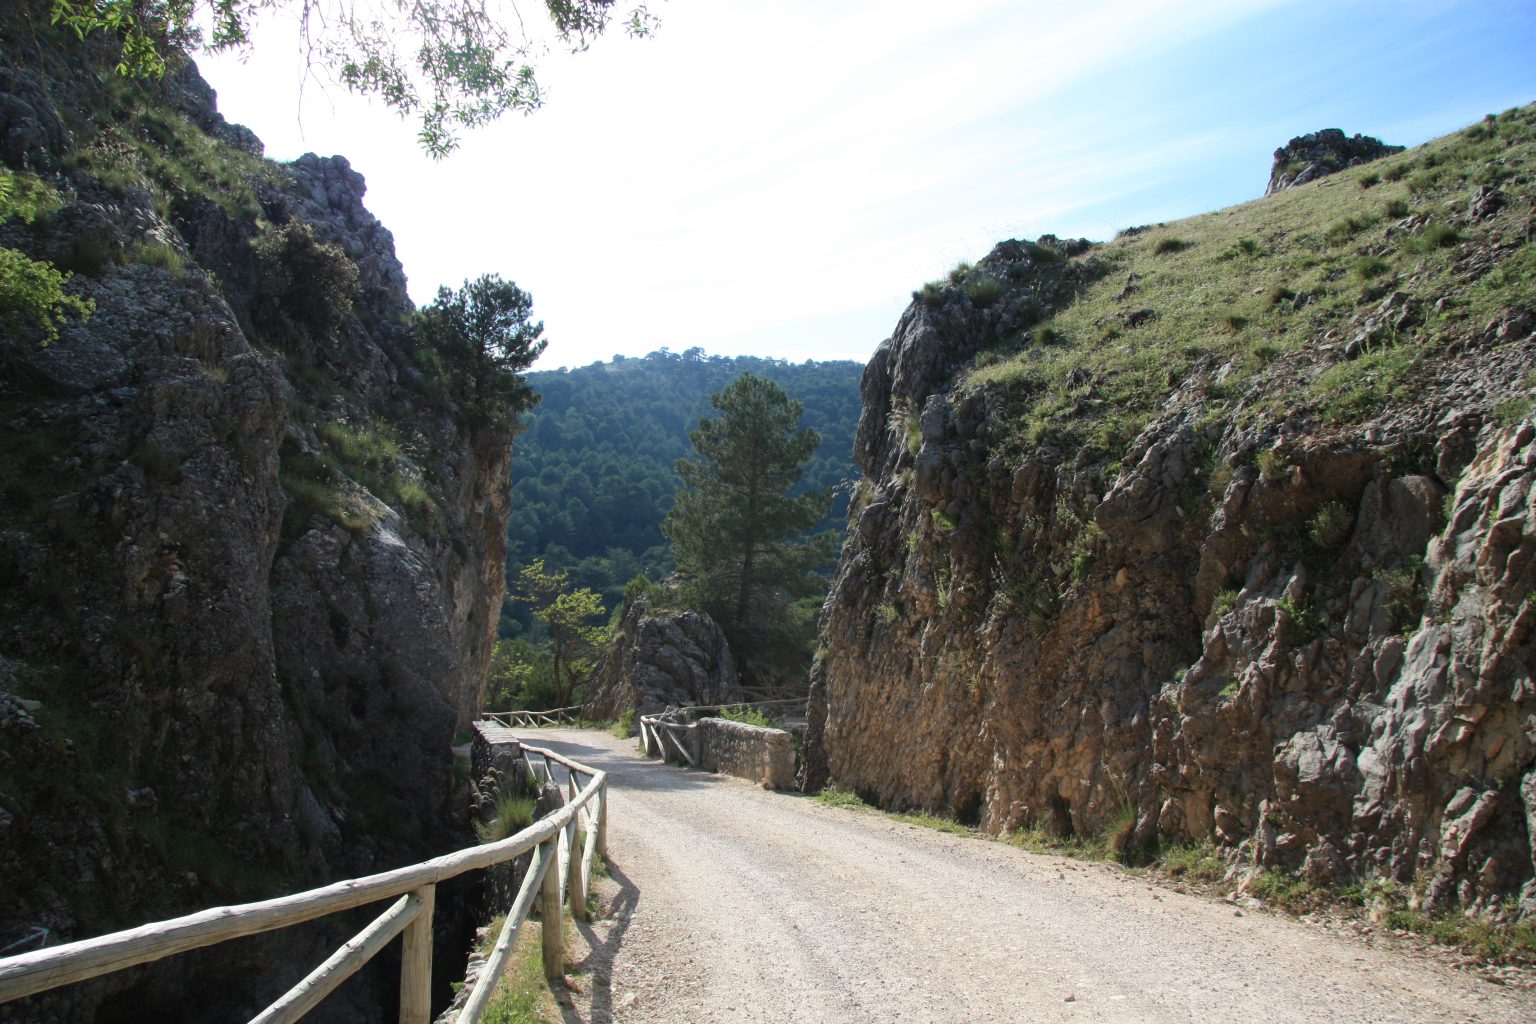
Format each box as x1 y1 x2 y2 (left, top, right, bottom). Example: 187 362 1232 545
196 0 1533 368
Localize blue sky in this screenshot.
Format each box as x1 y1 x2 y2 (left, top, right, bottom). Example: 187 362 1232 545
197 0 1536 370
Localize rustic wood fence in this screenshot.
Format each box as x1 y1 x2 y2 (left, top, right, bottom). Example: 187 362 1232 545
481 705 583 729
0 740 607 1024
636 697 807 766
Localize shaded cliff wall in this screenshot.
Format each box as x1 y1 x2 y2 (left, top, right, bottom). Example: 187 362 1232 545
0 8 507 1019
804 121 1536 913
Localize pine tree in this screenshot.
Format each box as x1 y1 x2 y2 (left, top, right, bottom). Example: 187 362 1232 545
662 373 835 656
510 560 609 708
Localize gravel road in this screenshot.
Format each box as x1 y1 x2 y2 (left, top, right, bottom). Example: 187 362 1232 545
528 728 1534 1024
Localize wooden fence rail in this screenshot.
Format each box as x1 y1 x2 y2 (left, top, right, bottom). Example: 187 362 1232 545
0 739 606 1024
482 706 583 729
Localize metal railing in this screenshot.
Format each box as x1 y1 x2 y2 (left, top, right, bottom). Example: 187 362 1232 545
0 740 607 1024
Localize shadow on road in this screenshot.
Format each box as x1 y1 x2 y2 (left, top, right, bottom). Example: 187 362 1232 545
521 731 730 795
558 858 640 1024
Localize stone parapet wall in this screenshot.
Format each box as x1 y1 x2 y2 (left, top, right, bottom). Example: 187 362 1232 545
698 718 796 790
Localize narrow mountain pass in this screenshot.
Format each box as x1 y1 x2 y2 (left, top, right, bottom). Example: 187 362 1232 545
530 728 1532 1024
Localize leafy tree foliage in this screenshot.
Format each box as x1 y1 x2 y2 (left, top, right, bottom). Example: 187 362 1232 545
501 350 862 633
0 170 92 346
663 373 836 662
251 219 359 340
42 0 658 155
509 559 609 708
418 273 546 426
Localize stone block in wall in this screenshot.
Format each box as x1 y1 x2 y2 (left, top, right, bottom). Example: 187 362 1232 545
697 718 796 790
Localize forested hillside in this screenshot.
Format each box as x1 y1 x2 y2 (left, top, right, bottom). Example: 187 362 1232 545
501 349 863 632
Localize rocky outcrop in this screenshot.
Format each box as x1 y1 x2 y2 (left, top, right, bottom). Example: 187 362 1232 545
805 198 1536 913
0 8 508 1020
584 598 744 718
1266 129 1404 193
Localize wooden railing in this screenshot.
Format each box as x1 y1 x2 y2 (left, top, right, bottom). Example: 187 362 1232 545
0 740 607 1024
636 698 807 766
482 705 583 729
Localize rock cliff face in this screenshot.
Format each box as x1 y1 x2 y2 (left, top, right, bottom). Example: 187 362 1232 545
1266 128 1404 194
0 9 506 1019
584 598 744 718
805 112 1536 915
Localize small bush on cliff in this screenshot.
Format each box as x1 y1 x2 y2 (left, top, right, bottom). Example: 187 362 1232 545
1276 595 1323 647
475 791 536 843
1374 556 1427 632
1306 501 1354 550
963 276 1004 308
253 221 360 340
0 246 93 346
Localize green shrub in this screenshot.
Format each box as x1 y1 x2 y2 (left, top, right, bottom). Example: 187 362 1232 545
1249 869 1317 912
1324 216 1374 244
814 786 869 809
947 262 972 285
613 709 636 739
1374 555 1426 632
720 704 780 729
1407 169 1441 193
1353 255 1391 282
127 240 185 275
475 790 536 843
1277 595 1323 647
1256 449 1286 480
0 171 63 224
1382 162 1408 183
0 247 94 346
930 508 957 532
876 602 899 627
1153 237 1192 255
914 280 945 306
1357 172 1380 189
1406 223 1460 252
1307 501 1354 549
1213 588 1240 617
253 221 360 338
1160 842 1226 882
1383 198 1410 218
964 276 1004 308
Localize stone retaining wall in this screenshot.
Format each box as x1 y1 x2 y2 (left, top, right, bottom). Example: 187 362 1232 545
697 718 796 790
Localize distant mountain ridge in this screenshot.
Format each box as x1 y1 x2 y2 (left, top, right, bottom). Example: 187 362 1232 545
502 349 864 633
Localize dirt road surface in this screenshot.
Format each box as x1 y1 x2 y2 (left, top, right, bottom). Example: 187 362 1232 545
527 728 1534 1024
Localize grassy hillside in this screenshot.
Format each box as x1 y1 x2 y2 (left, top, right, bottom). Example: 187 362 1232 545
954 104 1534 462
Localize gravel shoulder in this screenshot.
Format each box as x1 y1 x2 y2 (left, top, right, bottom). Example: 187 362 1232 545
529 728 1536 1024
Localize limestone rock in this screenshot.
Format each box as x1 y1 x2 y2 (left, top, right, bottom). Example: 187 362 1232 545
804 220 1536 912
0 8 507 1018
1266 129 1404 194
584 599 744 718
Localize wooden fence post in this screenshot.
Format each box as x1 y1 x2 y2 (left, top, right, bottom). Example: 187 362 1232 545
566 815 586 923
596 784 608 859
539 836 564 982
398 884 435 1024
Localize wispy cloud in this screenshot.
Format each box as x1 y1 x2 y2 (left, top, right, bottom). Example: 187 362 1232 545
197 0 1534 367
